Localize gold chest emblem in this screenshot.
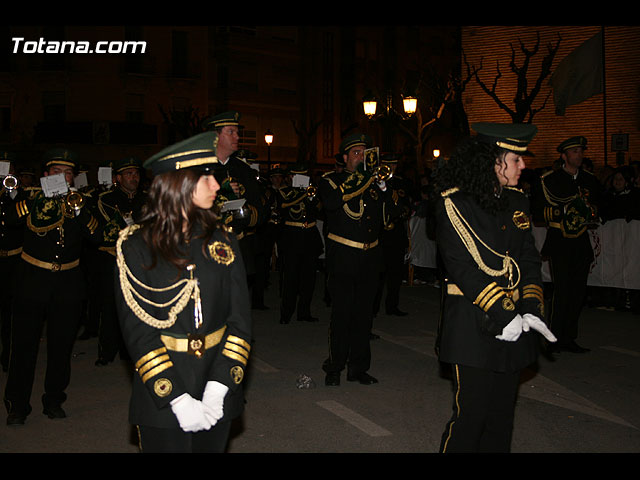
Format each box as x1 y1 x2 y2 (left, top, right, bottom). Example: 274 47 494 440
208 241 235 265
512 210 530 230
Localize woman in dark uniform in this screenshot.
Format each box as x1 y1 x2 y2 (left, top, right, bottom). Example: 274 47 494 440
115 132 252 453
435 123 556 453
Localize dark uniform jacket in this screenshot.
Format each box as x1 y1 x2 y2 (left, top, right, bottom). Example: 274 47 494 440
115 224 252 428
96 186 147 254
8 188 102 301
319 167 399 276
214 155 267 275
276 185 323 257
531 168 603 259
0 187 26 257
0 187 28 302
214 155 265 235
380 175 412 251
436 187 545 373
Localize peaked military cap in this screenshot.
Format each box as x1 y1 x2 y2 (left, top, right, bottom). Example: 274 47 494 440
472 122 538 153
269 163 285 176
114 156 142 173
289 163 309 175
43 148 78 169
339 133 372 154
557 136 588 153
19 166 35 176
143 131 221 175
202 111 242 130
381 153 400 164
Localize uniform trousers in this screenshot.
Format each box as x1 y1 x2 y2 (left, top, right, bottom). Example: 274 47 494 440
4 264 84 414
373 242 405 314
95 251 126 361
5 294 82 413
279 234 318 322
440 364 520 453
323 264 378 376
547 234 592 344
0 256 19 371
137 421 232 453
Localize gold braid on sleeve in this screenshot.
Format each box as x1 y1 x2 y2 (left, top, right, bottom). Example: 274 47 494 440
116 225 201 329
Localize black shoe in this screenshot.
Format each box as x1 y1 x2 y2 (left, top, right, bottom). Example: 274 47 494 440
43 405 66 419
325 372 340 386
95 358 112 366
252 304 269 310
279 317 290 324
7 412 27 426
559 341 590 353
386 308 408 317
297 316 319 322
347 372 379 385
370 332 380 340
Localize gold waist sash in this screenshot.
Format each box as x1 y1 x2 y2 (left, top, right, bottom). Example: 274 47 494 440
21 251 80 272
327 233 378 251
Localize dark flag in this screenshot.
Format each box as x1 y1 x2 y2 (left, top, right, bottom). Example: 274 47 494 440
550 31 604 115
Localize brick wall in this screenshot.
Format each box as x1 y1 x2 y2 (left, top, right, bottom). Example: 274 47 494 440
461 26 640 173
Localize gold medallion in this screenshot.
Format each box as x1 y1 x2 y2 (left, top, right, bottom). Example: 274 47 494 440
153 378 173 397
502 297 516 311
230 366 244 385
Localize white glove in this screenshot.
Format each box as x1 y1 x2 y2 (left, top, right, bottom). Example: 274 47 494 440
522 313 557 343
495 314 523 342
169 393 212 432
377 180 387 191
201 381 229 426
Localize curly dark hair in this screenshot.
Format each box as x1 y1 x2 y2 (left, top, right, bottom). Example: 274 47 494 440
434 136 508 214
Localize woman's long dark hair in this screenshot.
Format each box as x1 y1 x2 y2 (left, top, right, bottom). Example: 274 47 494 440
137 168 220 271
435 136 508 214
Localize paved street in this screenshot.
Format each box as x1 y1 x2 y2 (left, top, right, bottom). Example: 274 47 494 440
1 272 639 454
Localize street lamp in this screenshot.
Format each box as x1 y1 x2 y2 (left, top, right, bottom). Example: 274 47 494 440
265 129 273 170
362 90 417 119
402 95 417 116
363 91 377 118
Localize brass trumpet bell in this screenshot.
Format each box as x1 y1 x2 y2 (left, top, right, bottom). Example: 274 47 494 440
65 190 84 212
2 174 18 192
373 164 393 183
306 184 317 199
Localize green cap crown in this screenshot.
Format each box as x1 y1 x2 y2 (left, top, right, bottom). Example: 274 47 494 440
557 136 587 153
144 132 221 175
339 133 372 154
472 122 538 153
43 148 78 169
203 111 241 130
114 156 142 173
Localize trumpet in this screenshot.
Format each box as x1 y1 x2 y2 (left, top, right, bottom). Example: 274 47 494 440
373 164 393 183
65 190 85 214
2 174 18 192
